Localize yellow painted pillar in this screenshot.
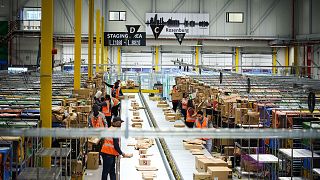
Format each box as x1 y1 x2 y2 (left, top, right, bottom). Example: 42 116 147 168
74 0 82 90
117 47 121 74
195 46 199 72
95 10 101 73
235 47 239 73
285 47 289 74
155 46 159 72
294 46 299 76
88 0 94 80
105 46 108 72
101 16 104 72
41 0 53 168
272 47 277 75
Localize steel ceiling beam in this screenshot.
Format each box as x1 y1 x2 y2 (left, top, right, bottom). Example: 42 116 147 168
121 0 145 25
58 0 74 31
209 0 234 28
172 0 185 13
251 0 280 34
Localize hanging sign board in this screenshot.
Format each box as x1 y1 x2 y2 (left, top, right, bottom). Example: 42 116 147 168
104 32 146 46
146 13 209 37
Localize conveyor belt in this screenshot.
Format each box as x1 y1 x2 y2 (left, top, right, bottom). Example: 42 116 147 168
120 93 173 179
142 93 211 180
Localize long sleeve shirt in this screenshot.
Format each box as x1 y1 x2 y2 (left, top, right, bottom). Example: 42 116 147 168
88 112 108 128
113 138 123 155
95 100 114 108
103 82 124 97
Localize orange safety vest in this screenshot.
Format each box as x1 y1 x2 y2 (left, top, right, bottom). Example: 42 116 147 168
112 98 120 106
196 117 209 140
91 116 105 128
111 86 120 99
186 107 196 122
181 98 188 110
102 101 112 117
101 138 120 156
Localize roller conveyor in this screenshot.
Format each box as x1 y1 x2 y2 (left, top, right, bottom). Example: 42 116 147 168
120 93 173 179
142 93 211 180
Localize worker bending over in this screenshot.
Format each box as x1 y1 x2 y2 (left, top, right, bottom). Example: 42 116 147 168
194 111 213 153
101 117 130 180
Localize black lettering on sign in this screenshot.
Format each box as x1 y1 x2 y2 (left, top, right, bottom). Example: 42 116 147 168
174 33 186 45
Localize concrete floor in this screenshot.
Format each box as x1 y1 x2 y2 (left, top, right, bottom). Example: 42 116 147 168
84 165 103 180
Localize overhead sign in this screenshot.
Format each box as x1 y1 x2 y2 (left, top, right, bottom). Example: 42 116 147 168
126 25 140 38
174 33 185 45
150 24 164 39
104 32 146 46
146 13 209 37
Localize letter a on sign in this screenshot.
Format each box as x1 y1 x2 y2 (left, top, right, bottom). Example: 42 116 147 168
126 25 140 38
174 33 186 45
150 25 164 39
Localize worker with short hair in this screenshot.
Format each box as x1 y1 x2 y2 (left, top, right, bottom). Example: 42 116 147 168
104 81 123 100
181 93 188 121
101 117 130 180
194 110 213 153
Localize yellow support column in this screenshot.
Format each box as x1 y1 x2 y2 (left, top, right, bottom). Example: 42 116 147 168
88 0 94 80
105 46 108 72
101 16 104 72
95 10 101 73
195 46 199 72
272 48 277 75
41 0 53 168
285 47 289 74
74 0 82 90
155 46 159 72
117 47 121 74
235 47 239 73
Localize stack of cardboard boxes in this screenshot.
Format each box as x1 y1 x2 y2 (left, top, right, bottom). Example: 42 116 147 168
135 138 158 179
194 155 232 180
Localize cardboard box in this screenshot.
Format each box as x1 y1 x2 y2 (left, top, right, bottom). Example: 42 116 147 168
132 123 142 128
139 158 151 166
73 88 92 98
223 146 234 156
195 155 207 169
87 152 99 170
183 142 203 150
165 115 176 121
196 158 228 172
71 160 83 175
133 111 140 116
172 92 183 101
207 166 232 180
193 171 211 180
76 106 92 113
139 149 147 155
157 104 169 108
235 108 249 124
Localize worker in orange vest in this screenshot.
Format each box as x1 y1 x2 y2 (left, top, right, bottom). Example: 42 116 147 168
181 93 188 121
104 81 123 100
89 104 108 128
101 117 130 180
185 99 196 128
88 104 108 165
111 97 121 117
194 111 213 153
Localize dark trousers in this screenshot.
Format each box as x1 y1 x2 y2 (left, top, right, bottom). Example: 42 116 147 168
181 109 187 121
106 116 112 128
185 121 194 128
172 101 179 112
112 105 120 117
101 153 116 180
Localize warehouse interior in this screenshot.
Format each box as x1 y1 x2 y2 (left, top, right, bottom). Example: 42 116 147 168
0 0 320 179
